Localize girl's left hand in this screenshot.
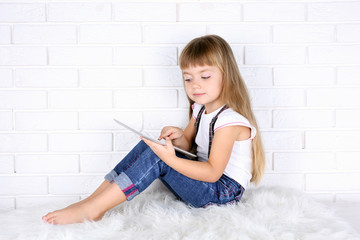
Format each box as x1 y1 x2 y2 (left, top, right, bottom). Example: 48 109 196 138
141 137 176 163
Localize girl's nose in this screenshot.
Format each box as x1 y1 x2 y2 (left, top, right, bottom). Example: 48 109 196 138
192 79 201 89
193 83 200 89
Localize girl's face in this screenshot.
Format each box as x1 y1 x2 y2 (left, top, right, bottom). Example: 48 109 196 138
182 65 224 113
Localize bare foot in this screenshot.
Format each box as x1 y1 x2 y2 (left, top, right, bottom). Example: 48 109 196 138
42 202 104 225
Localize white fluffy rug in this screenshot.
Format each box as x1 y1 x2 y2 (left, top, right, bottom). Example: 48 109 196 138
0 185 359 240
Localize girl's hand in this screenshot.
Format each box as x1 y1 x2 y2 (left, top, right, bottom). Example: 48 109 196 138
158 126 184 141
141 137 176 163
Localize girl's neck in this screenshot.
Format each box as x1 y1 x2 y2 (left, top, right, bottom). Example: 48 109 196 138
204 101 226 114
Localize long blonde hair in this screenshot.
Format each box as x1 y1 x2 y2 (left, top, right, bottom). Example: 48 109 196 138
179 35 265 185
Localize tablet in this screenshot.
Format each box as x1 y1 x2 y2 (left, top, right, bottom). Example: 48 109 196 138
113 119 197 158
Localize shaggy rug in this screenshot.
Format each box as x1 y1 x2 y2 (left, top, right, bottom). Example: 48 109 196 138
0 185 358 240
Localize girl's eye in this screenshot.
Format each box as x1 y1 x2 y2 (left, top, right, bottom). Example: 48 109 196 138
202 76 210 79
184 78 192 82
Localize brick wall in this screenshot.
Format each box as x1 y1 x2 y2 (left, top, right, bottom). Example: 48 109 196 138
0 1 359 210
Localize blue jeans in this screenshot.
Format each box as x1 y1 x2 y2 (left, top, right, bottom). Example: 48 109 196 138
105 140 245 208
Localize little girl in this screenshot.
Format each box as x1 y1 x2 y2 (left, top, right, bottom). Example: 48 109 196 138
42 35 265 225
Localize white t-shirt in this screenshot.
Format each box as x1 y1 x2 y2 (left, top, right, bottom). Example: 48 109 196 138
192 103 256 189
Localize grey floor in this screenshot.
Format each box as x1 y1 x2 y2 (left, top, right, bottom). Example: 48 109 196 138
325 202 360 234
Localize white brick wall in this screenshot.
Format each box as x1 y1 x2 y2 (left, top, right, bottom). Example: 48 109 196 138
1 0 360 209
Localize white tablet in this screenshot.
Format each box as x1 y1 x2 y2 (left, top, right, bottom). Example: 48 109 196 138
114 119 197 158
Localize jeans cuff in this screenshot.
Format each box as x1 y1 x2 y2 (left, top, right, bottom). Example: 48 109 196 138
104 170 118 183
105 170 140 201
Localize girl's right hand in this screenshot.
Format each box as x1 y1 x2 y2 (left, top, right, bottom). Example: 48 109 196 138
158 126 184 141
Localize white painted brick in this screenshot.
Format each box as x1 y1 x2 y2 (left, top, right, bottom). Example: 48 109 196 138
13 24 77 44
79 111 142 130
48 3 111 22
0 47 47 66
0 176 47 195
273 110 334 128
16 196 80 209
49 90 112 109
15 111 78 130
231 46 244 65
264 152 273 172
113 3 176 22
0 155 14 173
259 173 304 190
79 68 142 88
250 89 305 107
16 154 79 173
0 111 12 130
143 68 183 87
306 131 360 150
0 90 47 109
238 67 272 87
207 24 271 43
80 154 125 173
15 68 78 88
254 110 272 129
336 110 360 128
337 24 360 42
144 24 205 44
0 25 11 43
337 67 360 85
0 69 12 88
79 24 141 44
144 110 188 130
0 133 47 153
274 24 335 43
261 131 303 150
0 3 45 22
274 67 335 86
244 3 305 22
115 132 141 151
306 173 360 191
307 88 360 107
309 45 360 64
114 47 177 66
178 3 241 22
49 175 103 194
49 47 112 66
308 2 360 22
245 46 306 65
114 89 177 109
336 152 360 171
274 152 335 171
0 198 15 210
178 89 190 109
49 133 112 152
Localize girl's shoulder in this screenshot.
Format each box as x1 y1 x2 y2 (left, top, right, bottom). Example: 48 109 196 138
215 108 257 140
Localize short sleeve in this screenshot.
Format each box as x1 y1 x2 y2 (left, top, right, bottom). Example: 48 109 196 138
214 110 257 140
192 103 203 119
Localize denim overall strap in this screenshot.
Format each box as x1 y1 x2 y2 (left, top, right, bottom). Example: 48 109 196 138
194 105 229 157
194 105 206 136
208 105 229 156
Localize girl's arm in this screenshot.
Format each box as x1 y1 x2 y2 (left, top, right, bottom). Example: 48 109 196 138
142 125 250 183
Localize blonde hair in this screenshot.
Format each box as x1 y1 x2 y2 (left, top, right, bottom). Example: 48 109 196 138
179 35 265 185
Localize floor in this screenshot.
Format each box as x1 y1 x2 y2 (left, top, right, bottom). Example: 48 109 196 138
324 202 360 233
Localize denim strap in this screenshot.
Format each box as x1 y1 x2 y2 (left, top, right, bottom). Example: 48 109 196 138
194 105 229 157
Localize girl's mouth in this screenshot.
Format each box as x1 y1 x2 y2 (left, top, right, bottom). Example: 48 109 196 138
194 93 205 97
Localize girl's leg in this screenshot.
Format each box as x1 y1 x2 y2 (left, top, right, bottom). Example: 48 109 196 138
43 182 126 225
63 180 112 209
106 140 244 208
42 141 151 224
